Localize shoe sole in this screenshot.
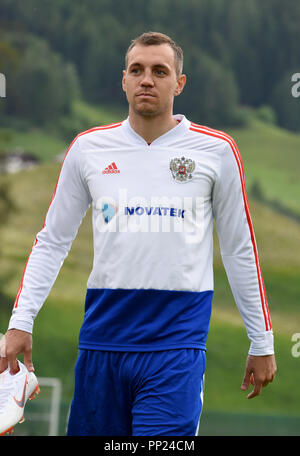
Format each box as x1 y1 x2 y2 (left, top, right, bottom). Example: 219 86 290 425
0 383 40 436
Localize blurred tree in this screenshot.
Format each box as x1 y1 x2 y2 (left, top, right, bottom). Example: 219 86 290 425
0 0 300 130
3 33 80 126
175 47 241 127
0 38 20 117
269 71 300 132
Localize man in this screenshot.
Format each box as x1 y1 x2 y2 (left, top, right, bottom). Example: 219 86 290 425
0 32 276 436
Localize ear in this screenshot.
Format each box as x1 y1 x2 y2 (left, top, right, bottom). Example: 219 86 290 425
122 70 127 93
174 74 186 96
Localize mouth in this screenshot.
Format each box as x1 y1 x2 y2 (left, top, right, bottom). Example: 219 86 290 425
136 92 156 98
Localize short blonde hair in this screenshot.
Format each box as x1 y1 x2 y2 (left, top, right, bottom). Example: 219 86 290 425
125 31 183 76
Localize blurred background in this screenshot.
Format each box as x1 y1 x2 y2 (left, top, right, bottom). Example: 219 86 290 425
0 0 299 436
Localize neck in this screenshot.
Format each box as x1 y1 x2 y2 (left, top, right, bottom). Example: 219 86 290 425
128 108 178 144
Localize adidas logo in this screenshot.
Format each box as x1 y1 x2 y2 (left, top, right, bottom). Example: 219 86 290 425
102 162 120 174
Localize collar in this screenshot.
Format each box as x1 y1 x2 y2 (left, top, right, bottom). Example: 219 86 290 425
121 114 189 146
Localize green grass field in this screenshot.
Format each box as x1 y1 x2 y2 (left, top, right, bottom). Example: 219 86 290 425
228 118 300 217
0 111 299 435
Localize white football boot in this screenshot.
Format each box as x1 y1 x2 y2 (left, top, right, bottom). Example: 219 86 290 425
0 361 40 436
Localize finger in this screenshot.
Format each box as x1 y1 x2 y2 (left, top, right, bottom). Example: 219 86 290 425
6 350 20 375
8 360 19 375
262 368 276 387
241 369 251 391
262 376 274 387
24 350 34 372
0 357 8 373
247 380 263 399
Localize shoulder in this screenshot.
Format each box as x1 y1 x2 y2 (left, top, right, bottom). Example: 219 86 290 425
188 120 238 151
187 120 244 178
74 121 124 148
77 121 123 137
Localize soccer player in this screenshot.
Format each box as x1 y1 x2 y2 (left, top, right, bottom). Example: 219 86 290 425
0 32 276 436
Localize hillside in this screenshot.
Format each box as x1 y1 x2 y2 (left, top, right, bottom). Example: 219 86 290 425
0 118 299 435
229 118 300 217
2 103 300 215
0 100 127 162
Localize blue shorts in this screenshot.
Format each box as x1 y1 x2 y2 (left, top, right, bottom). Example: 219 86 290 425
67 348 206 436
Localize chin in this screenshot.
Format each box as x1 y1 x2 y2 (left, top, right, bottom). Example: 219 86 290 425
134 106 159 117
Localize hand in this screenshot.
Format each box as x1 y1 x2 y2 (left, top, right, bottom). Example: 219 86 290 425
241 354 277 399
0 329 34 375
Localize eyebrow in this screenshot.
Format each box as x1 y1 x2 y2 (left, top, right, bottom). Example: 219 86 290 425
128 62 170 71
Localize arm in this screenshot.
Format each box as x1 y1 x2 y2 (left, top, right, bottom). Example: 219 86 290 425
2 136 91 374
212 140 276 397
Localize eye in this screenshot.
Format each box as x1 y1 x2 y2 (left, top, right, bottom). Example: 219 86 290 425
130 67 140 74
155 69 166 76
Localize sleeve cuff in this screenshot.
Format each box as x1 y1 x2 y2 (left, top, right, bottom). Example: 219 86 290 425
248 330 274 356
8 316 34 334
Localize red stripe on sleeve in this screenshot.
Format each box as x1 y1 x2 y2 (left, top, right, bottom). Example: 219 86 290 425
190 122 271 331
13 122 123 309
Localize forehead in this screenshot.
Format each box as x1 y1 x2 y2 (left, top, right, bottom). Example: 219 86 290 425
126 43 176 69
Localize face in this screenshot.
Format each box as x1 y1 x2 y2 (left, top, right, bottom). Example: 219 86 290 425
122 44 186 118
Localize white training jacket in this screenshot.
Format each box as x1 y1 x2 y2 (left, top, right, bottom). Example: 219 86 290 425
8 114 274 355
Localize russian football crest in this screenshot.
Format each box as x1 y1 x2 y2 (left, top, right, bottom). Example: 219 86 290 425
169 156 195 182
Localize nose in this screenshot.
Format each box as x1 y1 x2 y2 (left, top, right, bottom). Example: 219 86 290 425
140 69 154 87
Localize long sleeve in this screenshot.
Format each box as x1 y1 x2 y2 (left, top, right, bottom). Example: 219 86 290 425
212 141 274 356
8 137 92 334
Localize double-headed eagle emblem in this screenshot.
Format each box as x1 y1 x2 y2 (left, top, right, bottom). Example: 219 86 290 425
169 156 196 182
